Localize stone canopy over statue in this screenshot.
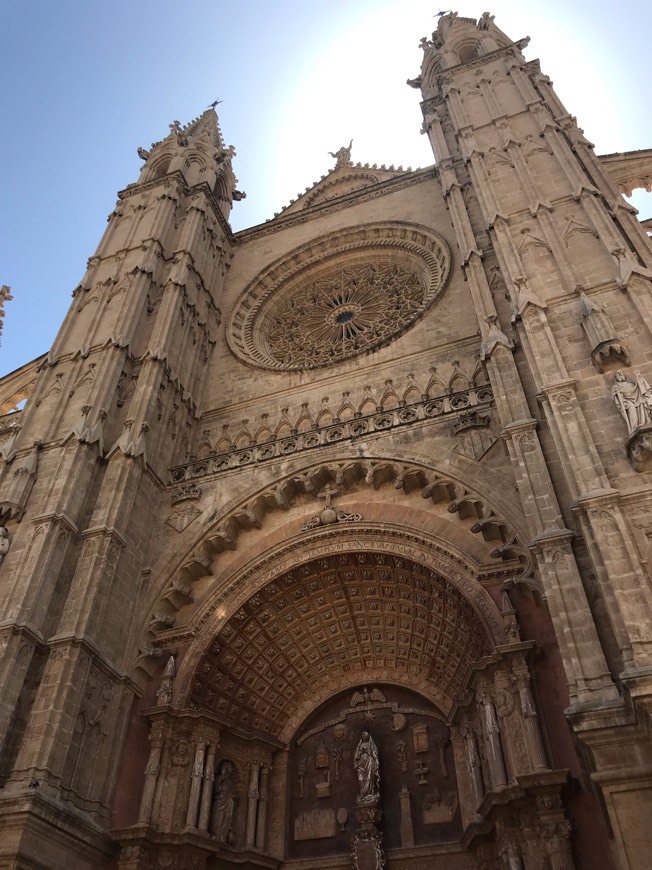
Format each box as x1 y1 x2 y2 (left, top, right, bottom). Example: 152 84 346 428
354 731 380 805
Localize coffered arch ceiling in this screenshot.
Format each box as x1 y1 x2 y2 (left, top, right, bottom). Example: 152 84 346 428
140 457 532 681
186 548 493 743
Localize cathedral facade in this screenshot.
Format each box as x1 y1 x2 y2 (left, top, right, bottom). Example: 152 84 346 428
2 11 652 870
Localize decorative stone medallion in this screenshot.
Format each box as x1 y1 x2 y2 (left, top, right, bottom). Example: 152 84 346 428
227 222 451 371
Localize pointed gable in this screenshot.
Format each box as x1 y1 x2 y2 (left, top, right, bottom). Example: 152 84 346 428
276 143 414 217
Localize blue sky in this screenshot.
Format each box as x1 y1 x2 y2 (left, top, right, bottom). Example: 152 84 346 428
1 1 651 376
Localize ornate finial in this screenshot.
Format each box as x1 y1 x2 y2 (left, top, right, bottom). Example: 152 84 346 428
156 655 176 707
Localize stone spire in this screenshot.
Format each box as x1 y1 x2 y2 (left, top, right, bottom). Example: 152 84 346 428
136 108 245 220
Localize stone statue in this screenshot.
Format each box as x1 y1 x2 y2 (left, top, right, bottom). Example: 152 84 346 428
0 527 9 563
354 731 380 804
612 370 652 433
478 691 507 789
210 760 236 844
155 655 175 706
328 140 353 168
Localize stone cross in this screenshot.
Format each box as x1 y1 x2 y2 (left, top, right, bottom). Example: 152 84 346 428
318 484 339 508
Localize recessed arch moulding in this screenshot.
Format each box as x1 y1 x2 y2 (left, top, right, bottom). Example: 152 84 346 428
136 454 535 733
175 526 508 741
137 455 533 690
113 461 572 864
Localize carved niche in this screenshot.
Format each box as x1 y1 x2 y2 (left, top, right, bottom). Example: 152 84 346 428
287 685 461 862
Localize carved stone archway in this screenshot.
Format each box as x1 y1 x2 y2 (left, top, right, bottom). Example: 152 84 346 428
136 455 535 680
185 545 496 740
174 522 509 720
118 522 573 870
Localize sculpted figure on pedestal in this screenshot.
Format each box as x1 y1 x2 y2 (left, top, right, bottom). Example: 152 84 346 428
210 761 236 844
354 731 380 804
328 139 353 168
478 691 508 789
612 370 652 433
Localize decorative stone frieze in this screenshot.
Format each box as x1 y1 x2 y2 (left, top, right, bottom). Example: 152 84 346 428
170 384 494 484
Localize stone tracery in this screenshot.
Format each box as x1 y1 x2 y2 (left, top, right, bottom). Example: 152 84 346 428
227 222 452 371
264 262 426 369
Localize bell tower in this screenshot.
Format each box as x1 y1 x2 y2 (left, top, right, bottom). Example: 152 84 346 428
415 12 652 869
0 110 237 866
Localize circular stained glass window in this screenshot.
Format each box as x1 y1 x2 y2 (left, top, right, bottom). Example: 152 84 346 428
227 222 451 371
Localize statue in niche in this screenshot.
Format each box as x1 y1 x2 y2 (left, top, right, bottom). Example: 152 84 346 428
478 692 507 789
612 370 652 433
210 760 236 844
354 731 380 804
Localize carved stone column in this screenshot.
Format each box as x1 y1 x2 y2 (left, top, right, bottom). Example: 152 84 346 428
197 741 217 832
138 720 165 825
543 820 575 870
499 836 525 870
255 764 269 850
399 786 415 847
185 739 206 829
266 750 288 857
245 759 261 848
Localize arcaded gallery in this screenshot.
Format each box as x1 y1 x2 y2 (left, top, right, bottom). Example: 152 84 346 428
1 11 652 870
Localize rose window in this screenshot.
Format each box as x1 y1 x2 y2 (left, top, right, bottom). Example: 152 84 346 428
264 264 425 369
227 222 451 371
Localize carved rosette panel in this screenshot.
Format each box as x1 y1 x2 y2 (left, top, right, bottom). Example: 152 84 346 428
288 685 461 861
227 222 451 371
189 552 490 739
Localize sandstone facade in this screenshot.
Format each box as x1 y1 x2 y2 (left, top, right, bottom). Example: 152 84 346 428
1 11 652 870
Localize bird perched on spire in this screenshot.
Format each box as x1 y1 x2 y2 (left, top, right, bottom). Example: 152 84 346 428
207 99 223 109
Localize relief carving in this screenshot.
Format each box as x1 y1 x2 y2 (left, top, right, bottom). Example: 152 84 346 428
294 808 337 841
301 484 363 531
423 790 458 824
315 771 332 799
412 723 430 753
394 739 408 773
